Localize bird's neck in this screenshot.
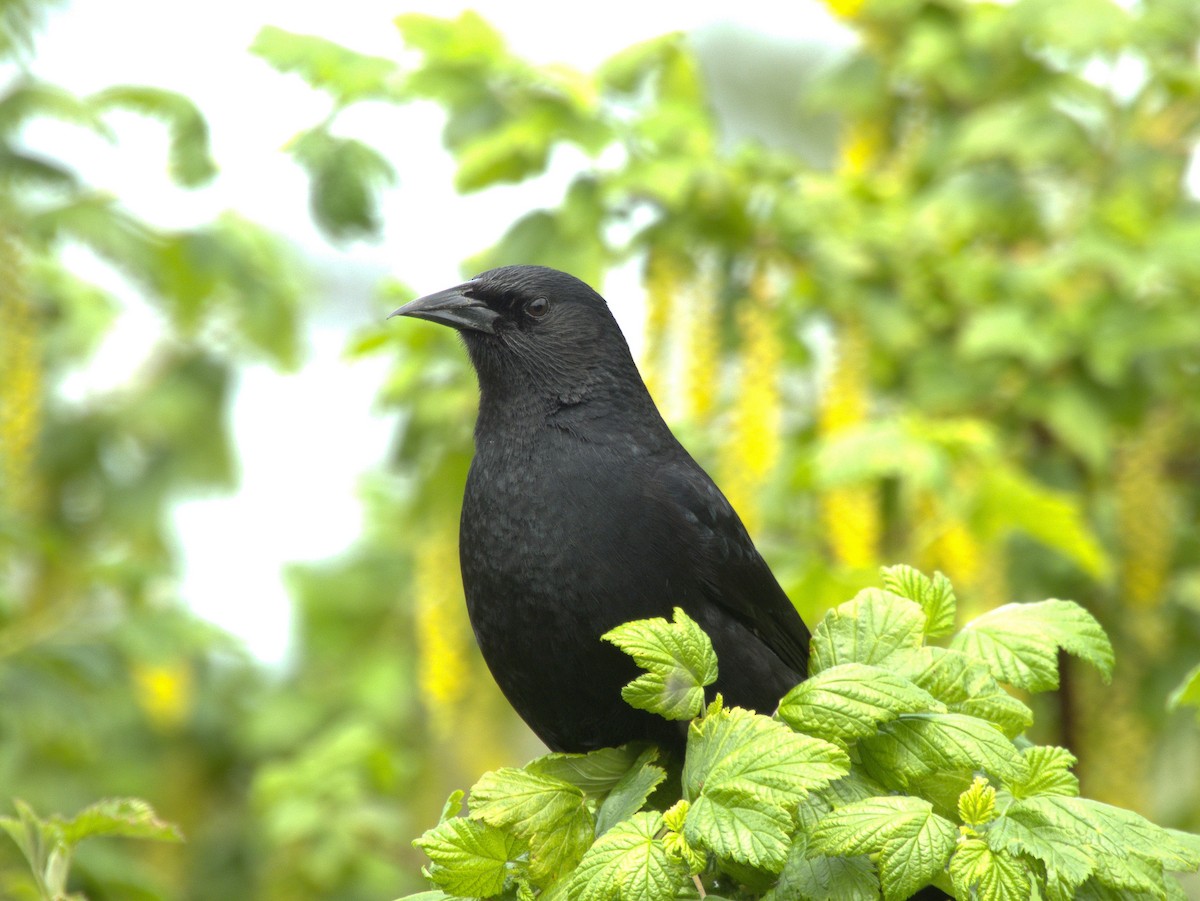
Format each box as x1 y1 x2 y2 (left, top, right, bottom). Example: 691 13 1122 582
474 364 673 451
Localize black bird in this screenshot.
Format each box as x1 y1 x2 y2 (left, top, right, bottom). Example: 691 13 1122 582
392 265 810 753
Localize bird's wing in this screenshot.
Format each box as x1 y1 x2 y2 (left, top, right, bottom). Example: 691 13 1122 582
647 460 812 677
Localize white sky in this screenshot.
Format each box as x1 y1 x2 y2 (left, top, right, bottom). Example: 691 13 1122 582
26 1 838 664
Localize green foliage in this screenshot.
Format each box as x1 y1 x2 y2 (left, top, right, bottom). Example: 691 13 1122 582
602 607 717 721
1 798 180 900
89 86 216 186
1169 663 1200 722
950 600 1114 693
405 570 1200 901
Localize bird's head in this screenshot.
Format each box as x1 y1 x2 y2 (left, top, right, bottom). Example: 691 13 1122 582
391 265 648 411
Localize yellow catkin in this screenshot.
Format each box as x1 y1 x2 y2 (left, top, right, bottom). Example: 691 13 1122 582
1075 410 1178 811
818 317 880 568
719 269 782 536
840 119 887 176
919 492 1008 620
1076 667 1149 811
823 0 868 20
1115 410 1176 620
132 662 195 731
642 250 678 410
413 528 470 740
0 230 42 520
685 274 720 424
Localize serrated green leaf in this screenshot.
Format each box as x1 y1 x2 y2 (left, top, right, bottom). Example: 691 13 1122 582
603 608 718 721
958 776 997 828
770 828 879 901
858 713 1025 790
777 662 943 748
1007 796 1200 873
1090 849 1169 896
684 707 849 807
987 807 1097 896
527 746 657 796
57 798 182 845
951 599 1114 692
682 706 848 871
595 752 667 836
894 647 1033 738
880 566 957 637
772 793 880 901
570 811 687 901
811 796 958 901
470 768 594 885
1008 746 1079 799
809 589 926 675
414 816 525 897
685 793 795 874
950 838 1033 901
250 25 399 104
814 772 887 809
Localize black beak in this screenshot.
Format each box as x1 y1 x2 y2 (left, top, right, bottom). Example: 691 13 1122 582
388 281 500 334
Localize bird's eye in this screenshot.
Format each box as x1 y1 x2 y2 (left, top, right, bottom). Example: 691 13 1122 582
524 297 550 319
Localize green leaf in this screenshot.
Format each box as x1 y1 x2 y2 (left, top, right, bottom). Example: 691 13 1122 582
682 706 848 871
392 892 460 901
57 798 182 845
396 11 505 69
776 662 943 749
1168 662 1200 720
1008 746 1079 799
0 800 47 874
770 794 880 901
250 26 398 104
470 768 595 885
414 815 525 897
976 465 1111 580
570 811 688 901
810 796 958 901
289 127 396 241
438 790 465 823
1006 796 1200 874
858 713 1025 790
949 838 1033 901
809 588 927 675
950 599 1114 692
986 812 1095 899
894 647 1033 738
880 566 957 637
527 746 658 796
770 835 879 901
603 607 718 721
594 751 667 836
90 86 216 186
958 776 997 828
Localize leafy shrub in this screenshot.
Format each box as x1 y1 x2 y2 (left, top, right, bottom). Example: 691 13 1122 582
404 567 1200 901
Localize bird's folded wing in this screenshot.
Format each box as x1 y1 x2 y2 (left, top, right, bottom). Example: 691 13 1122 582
649 463 812 677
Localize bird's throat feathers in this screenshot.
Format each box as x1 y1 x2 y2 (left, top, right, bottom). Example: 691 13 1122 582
465 328 665 444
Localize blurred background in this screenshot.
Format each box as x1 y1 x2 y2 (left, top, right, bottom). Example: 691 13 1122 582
2 0 1199 897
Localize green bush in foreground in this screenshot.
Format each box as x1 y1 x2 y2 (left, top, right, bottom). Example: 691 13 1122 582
405 567 1200 901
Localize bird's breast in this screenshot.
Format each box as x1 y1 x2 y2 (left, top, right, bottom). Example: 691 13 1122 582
459 433 681 637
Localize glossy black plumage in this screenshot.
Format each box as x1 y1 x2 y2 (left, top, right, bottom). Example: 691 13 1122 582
392 265 811 753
